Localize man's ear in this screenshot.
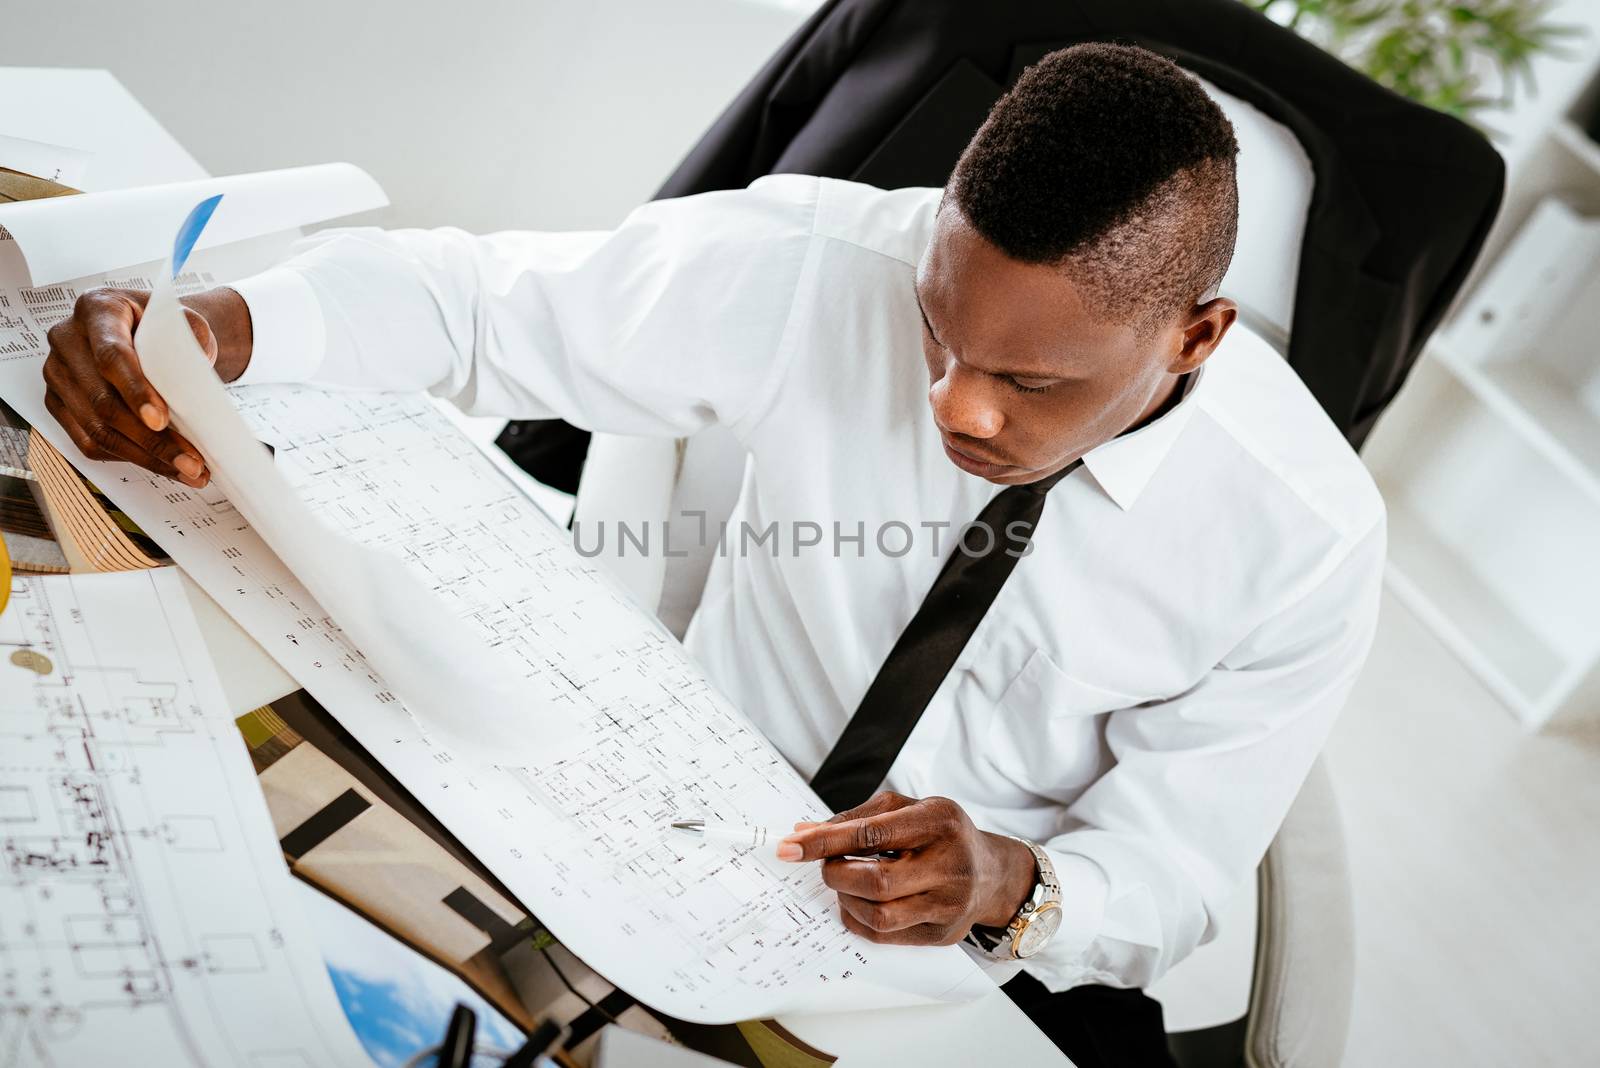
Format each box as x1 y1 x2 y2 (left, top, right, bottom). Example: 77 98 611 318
1170 297 1237 373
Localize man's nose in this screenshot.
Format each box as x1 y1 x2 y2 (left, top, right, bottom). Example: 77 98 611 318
929 363 1003 439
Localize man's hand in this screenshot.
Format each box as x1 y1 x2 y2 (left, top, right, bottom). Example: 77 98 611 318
776 791 1037 946
41 286 253 488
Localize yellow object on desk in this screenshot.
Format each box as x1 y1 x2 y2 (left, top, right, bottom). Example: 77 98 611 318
734 1020 837 1068
0 522 10 615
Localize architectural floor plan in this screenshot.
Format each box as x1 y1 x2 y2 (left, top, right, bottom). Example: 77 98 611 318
0 569 367 1067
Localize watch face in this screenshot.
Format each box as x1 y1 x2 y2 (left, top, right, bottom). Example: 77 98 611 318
1014 903 1063 959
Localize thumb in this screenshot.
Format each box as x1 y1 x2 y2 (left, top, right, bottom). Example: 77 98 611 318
183 306 219 366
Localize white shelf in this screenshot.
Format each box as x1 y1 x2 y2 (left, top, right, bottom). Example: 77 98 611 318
1382 506 1562 720
1551 118 1600 180
1360 30 1600 729
1430 190 1600 512
1365 361 1600 728
1437 353 1600 507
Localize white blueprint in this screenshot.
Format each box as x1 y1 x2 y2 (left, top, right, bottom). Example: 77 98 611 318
0 569 368 1067
0 241 989 1023
134 262 548 765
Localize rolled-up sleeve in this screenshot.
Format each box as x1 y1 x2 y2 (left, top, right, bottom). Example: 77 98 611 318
1027 518 1386 991
228 174 821 438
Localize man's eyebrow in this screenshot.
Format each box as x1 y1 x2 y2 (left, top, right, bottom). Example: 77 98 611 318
914 285 1081 381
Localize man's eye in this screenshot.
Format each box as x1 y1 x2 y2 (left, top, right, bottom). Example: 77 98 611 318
1005 376 1052 395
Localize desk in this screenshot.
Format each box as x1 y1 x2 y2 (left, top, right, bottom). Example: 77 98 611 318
9 64 1069 1067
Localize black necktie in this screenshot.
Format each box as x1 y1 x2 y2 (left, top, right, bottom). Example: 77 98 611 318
809 457 1084 812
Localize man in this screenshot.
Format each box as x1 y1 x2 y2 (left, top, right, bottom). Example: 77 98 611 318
44 44 1383 1066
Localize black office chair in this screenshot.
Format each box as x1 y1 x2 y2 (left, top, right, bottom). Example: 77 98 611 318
499 4 1505 1064
498 0 1503 493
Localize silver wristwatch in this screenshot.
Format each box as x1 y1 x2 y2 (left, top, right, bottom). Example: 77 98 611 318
967 837 1063 960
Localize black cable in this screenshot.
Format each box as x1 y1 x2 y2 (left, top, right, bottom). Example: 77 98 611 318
538 944 621 1027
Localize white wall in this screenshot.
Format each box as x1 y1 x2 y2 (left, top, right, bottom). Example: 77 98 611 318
0 0 806 232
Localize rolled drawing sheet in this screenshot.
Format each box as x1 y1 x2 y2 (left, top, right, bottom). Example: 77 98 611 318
0 162 387 288
135 196 548 763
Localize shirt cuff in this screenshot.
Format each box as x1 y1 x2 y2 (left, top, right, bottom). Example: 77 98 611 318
1044 848 1110 958
229 267 326 386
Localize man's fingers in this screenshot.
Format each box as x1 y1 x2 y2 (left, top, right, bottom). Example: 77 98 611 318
820 856 943 901
86 303 167 432
838 901 955 946
44 380 206 487
141 425 208 484
43 389 184 479
787 792 915 843
45 388 112 462
838 891 952 933
47 337 206 482
825 791 916 825
63 288 187 436
50 301 151 434
92 332 166 432
163 425 206 472
780 806 940 861
41 287 208 485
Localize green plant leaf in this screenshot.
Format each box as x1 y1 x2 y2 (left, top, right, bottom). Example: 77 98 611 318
1244 0 1585 123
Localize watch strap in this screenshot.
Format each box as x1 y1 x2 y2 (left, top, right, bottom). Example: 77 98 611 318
1002 839 1062 959
1015 838 1060 904
965 923 1006 954
966 837 1059 959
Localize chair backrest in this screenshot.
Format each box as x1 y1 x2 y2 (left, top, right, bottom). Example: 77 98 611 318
1203 80 1312 351
515 0 1507 498
652 0 1503 447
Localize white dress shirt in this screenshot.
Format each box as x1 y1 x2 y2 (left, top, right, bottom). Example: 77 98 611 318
231 175 1386 993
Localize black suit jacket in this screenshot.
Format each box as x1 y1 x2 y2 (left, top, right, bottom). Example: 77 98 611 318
499 0 1504 490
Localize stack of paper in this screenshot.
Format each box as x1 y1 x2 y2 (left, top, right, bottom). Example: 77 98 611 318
0 568 368 1065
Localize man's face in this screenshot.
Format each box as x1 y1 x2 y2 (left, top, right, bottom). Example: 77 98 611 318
915 205 1231 486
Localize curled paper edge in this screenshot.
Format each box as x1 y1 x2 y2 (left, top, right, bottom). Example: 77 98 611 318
134 197 553 765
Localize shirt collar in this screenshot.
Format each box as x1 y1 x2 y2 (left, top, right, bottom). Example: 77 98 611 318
1079 366 1205 512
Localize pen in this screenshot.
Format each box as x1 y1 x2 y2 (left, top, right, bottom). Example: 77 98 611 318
669 818 780 849
670 818 897 861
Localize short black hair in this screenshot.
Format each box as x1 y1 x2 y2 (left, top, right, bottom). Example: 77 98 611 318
950 43 1240 332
